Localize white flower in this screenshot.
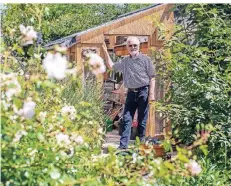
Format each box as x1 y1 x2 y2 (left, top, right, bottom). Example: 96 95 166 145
18 100 36 119
6 181 11 186
132 153 138 163
71 134 84 144
0 73 21 101
42 52 67 80
9 115 18 122
50 168 61 179
19 25 37 45
185 160 202 176
61 105 76 120
86 53 106 75
28 148 38 160
38 111 47 122
12 130 27 143
5 79 21 100
153 158 162 165
97 127 103 134
56 133 71 146
1 100 11 110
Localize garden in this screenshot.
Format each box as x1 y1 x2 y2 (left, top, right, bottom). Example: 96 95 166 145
1 4 230 186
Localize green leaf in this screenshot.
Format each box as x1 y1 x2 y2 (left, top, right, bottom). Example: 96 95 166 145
13 97 22 108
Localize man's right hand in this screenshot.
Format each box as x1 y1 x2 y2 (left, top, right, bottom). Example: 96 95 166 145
101 42 114 70
102 42 108 52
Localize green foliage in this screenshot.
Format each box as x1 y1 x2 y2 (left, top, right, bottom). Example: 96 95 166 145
179 157 231 186
1 4 150 43
153 3 231 173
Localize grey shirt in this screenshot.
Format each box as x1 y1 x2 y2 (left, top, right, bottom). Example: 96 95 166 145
113 53 155 89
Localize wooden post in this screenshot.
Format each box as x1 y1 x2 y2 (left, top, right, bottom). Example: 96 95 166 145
76 44 84 82
146 102 156 137
108 36 116 49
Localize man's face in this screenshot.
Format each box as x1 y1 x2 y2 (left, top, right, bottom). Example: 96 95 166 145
127 39 140 57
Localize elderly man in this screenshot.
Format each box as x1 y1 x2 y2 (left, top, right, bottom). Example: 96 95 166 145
102 36 155 149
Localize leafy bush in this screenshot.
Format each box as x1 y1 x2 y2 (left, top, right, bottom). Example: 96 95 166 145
153 4 231 164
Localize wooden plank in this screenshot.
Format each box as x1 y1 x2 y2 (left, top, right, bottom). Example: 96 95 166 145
108 36 116 49
146 103 156 137
76 44 84 81
104 34 150 37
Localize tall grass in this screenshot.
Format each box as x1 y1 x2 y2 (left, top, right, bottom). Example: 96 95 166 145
61 76 105 124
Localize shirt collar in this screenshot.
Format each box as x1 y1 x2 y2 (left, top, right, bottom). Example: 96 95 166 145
129 52 142 59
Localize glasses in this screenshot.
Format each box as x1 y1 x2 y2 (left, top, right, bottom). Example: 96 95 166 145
128 44 138 48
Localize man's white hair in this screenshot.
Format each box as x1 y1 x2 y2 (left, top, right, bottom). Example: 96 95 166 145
126 36 140 45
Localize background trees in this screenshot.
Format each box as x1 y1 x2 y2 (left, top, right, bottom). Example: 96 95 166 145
1 4 149 43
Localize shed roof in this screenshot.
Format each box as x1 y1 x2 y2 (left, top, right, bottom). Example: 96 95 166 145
45 4 162 49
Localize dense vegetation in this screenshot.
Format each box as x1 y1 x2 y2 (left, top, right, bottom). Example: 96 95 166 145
1 4 150 43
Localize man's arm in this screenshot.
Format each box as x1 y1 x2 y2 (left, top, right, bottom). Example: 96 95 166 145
102 43 114 70
149 77 156 101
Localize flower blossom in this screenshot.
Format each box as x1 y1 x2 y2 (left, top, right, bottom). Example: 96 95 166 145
38 111 47 122
56 133 71 146
61 105 76 120
132 153 138 163
18 100 36 119
0 73 21 101
86 53 106 75
50 167 61 179
97 127 103 134
185 159 202 176
19 24 37 46
1 100 11 110
12 130 27 143
70 134 84 144
42 52 67 80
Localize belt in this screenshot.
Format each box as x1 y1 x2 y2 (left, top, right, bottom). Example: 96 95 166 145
128 85 149 92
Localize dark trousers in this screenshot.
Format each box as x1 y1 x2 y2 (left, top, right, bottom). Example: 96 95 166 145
119 86 149 149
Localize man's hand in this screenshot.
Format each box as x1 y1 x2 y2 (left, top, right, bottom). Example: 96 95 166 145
102 42 114 69
149 94 155 102
102 42 108 52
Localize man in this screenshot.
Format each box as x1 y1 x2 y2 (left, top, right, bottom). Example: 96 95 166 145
102 36 155 149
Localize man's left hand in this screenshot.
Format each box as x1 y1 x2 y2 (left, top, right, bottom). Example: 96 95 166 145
149 94 155 102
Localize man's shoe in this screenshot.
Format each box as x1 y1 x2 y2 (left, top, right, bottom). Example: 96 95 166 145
117 146 127 150
116 146 132 156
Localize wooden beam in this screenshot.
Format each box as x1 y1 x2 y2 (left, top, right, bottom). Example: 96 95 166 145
108 36 116 49
104 34 150 37
76 44 84 81
146 103 156 137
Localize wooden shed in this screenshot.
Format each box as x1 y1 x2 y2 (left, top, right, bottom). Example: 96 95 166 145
45 4 174 137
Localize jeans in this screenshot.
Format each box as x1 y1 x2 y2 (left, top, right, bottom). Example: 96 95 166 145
119 85 149 149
